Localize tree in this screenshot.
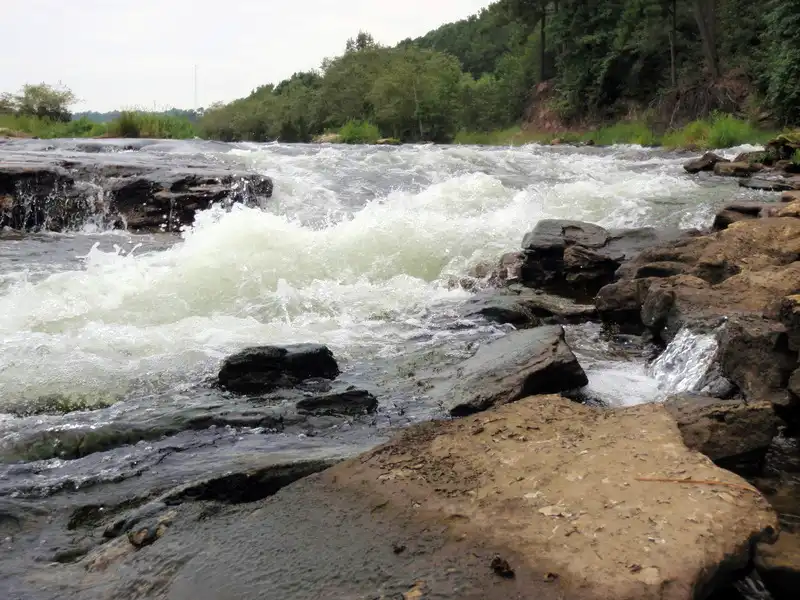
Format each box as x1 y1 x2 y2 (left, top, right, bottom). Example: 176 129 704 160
764 0 800 125
692 0 720 78
14 83 77 121
345 31 378 53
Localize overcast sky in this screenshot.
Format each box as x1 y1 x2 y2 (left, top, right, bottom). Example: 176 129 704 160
3 0 493 111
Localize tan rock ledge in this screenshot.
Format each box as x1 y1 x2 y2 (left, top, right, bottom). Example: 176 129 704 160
327 395 778 600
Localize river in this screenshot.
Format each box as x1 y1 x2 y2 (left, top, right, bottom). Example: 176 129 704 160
0 138 769 497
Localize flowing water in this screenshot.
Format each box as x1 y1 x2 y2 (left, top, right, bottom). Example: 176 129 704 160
0 139 771 495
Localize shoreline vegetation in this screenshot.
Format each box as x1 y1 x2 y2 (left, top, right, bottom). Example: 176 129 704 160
3 0 800 150
0 111 791 152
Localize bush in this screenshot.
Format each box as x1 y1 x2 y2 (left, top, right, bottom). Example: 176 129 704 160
338 120 381 144
107 111 196 139
587 121 659 146
706 113 759 148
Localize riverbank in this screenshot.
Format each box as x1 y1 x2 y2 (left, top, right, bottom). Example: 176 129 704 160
0 112 197 140
454 116 783 150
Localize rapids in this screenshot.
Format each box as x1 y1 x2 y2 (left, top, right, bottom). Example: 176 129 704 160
0 139 771 493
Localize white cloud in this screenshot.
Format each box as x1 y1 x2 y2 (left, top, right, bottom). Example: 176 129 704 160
2 0 493 111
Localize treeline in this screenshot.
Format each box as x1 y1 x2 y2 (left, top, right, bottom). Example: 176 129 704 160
200 0 800 143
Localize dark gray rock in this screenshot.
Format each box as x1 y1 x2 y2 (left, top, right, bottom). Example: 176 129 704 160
440 326 588 416
664 394 781 475
218 344 340 395
683 152 729 174
519 220 691 301
104 501 168 539
0 149 272 232
295 388 378 416
739 178 796 192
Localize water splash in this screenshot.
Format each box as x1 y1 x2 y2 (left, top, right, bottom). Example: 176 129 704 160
648 328 719 393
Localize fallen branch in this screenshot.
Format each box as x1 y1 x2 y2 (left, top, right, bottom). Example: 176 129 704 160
635 477 760 494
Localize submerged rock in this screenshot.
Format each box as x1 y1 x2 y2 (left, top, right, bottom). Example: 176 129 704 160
218 344 340 395
438 326 588 416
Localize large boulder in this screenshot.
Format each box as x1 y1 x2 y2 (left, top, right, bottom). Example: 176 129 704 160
218 344 340 395
437 327 588 416
712 202 782 232
519 219 689 301
664 394 782 475
683 152 729 174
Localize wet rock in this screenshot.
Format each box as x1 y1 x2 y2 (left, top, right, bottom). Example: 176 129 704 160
159 458 341 504
597 218 800 340
461 291 540 327
104 501 168 539
713 161 763 177
295 388 378 416
755 531 800 600
218 344 340 395
739 178 796 192
127 510 174 548
684 152 729 174
712 202 781 231
0 153 273 233
439 326 588 416
519 221 691 301
719 317 797 410
664 395 782 475
781 191 800 203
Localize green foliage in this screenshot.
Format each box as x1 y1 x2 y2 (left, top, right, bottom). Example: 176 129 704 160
338 120 380 144
791 149 800 167
4 83 77 121
106 111 196 139
587 121 660 146
662 114 775 149
764 0 800 125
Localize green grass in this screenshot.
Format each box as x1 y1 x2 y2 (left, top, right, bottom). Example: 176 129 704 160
0 111 196 139
338 120 381 144
105 111 196 139
457 114 777 150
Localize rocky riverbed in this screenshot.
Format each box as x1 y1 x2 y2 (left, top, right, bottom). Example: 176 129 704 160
1 138 800 599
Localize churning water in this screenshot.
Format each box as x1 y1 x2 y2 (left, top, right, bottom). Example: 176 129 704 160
0 139 769 488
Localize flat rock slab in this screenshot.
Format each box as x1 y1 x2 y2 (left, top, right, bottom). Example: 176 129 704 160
436 327 588 416
330 395 778 599
20 395 777 600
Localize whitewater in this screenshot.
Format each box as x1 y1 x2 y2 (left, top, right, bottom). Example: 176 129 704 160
0 139 772 494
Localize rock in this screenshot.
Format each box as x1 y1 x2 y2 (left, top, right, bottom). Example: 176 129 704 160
781 191 800 203
313 133 342 143
375 138 401 146
778 201 800 218
519 221 692 301
0 149 273 232
597 218 800 340
766 133 800 161
438 327 588 416
778 296 800 352
664 395 781 475
684 152 729 174
712 202 781 231
463 288 596 327
323 395 778 599
295 388 378 416
739 178 796 192
713 161 764 177
104 501 168 539
719 317 797 410
756 531 800 600
218 344 340 395
127 510 174 548
461 291 540 327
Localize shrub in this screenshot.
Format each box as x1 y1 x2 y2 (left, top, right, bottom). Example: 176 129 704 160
338 120 381 144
